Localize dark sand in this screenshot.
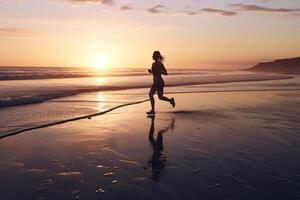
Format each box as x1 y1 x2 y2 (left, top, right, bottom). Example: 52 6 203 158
0 88 300 200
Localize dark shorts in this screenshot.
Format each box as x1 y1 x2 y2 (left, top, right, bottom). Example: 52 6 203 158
149 80 165 95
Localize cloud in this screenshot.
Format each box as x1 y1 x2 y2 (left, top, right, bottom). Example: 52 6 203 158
147 5 236 17
64 0 114 5
0 28 35 37
231 3 300 13
200 8 237 16
120 5 133 11
147 5 166 14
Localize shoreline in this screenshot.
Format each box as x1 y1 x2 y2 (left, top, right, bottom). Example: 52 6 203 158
0 99 150 139
1 85 300 140
0 74 294 108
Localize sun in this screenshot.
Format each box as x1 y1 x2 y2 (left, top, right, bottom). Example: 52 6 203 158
90 55 110 70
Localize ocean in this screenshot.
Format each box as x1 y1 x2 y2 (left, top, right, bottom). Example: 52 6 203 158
0 66 296 137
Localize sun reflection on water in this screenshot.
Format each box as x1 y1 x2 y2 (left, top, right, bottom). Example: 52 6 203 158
96 78 106 85
96 92 105 111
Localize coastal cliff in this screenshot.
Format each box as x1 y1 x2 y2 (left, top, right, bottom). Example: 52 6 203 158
250 57 300 74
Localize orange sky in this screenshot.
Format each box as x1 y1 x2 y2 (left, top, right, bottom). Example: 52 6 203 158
1 0 300 69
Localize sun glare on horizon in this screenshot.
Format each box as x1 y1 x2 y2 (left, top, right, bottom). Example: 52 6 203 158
90 55 110 70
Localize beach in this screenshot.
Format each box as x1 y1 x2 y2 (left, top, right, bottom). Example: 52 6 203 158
2 0 300 198
0 71 299 200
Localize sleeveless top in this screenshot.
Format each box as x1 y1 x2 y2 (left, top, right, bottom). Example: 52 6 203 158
151 62 165 84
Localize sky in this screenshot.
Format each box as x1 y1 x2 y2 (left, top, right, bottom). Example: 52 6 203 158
0 0 300 69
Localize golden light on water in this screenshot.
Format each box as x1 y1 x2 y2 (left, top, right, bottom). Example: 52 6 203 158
96 92 105 111
95 78 105 85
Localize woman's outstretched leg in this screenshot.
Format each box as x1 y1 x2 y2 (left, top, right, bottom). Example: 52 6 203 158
157 89 176 108
157 93 170 102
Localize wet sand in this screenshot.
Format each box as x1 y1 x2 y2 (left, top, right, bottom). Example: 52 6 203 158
0 88 300 199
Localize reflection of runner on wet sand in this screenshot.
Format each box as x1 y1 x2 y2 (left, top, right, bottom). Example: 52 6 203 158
147 116 175 182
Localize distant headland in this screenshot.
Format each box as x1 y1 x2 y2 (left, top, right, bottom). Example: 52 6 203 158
249 57 300 74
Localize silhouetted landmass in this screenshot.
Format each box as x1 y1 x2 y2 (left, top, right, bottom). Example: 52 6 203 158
249 57 300 74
